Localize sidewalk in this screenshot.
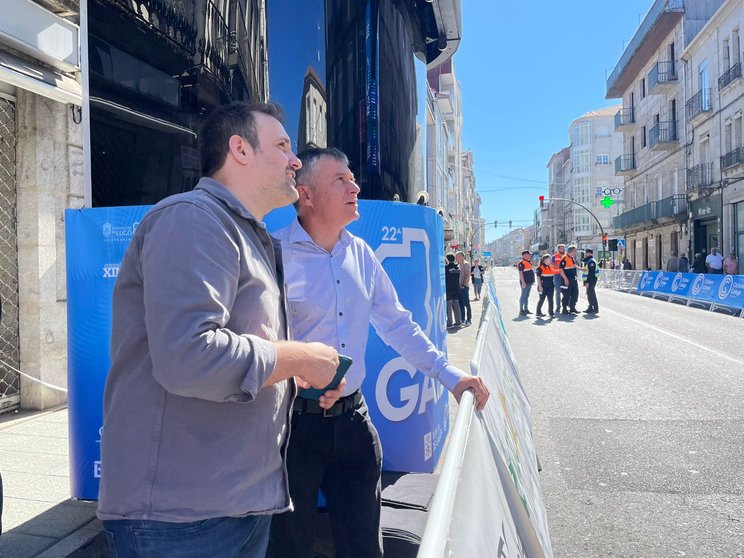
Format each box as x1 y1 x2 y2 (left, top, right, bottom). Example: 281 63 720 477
0 408 104 558
0 298 483 558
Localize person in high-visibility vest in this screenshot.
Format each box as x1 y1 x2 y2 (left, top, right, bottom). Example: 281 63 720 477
517 250 535 315
551 244 566 311
535 253 556 318
582 248 600 314
559 245 580 315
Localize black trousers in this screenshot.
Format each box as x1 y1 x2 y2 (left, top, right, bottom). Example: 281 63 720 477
536 280 554 315
269 400 383 558
586 280 598 311
562 277 578 310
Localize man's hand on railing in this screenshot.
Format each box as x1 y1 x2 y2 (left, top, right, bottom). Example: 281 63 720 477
453 375 490 411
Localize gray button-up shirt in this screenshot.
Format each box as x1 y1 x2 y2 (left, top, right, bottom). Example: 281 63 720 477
97 178 294 522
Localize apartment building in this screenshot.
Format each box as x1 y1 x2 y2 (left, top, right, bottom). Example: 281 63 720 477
681 0 744 264
1 0 83 411
568 108 625 255
607 0 724 270
547 147 572 249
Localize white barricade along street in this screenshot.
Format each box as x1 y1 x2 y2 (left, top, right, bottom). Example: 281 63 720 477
419 272 553 558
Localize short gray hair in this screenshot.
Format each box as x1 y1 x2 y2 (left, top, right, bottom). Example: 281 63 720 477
296 147 350 187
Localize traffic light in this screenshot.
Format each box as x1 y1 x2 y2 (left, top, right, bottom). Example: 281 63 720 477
509 220 512 228
602 233 608 243
494 220 498 228
539 195 545 209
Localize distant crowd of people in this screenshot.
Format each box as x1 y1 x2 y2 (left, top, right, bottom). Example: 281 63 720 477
516 243 599 319
599 247 739 275
445 251 486 328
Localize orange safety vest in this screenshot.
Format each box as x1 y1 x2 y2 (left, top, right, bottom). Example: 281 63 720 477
538 263 555 277
552 252 564 273
519 259 533 271
562 254 576 269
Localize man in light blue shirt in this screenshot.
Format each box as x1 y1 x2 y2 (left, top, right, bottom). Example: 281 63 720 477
270 148 489 558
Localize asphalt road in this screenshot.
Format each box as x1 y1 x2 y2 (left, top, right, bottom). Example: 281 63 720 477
492 268 744 558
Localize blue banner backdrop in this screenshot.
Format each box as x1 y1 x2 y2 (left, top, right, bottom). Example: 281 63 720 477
67 201 449 499
636 271 744 309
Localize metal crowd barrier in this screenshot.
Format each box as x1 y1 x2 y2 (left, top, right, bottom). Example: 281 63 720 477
597 269 744 318
418 272 553 558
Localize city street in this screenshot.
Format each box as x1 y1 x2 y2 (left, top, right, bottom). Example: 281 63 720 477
493 268 744 557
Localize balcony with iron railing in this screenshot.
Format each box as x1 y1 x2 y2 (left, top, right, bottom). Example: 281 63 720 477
719 61 742 91
112 0 198 55
200 0 231 88
648 121 679 151
721 147 744 171
612 194 687 230
615 153 636 176
649 121 678 150
648 60 677 93
654 194 687 220
614 107 635 131
685 88 712 123
686 162 715 191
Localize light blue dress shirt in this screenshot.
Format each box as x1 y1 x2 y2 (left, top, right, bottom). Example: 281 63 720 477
274 218 465 396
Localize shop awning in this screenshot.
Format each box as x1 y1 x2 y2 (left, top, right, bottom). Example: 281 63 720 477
0 50 81 105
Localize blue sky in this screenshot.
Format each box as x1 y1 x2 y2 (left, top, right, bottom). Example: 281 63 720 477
457 0 653 242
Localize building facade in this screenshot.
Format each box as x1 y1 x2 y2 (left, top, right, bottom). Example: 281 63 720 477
606 0 725 270
1 0 83 412
680 0 744 265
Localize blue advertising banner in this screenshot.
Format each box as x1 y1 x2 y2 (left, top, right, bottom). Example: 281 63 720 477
635 271 744 310
66 206 151 500
67 200 448 499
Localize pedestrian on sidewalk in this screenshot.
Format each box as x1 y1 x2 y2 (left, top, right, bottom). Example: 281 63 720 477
582 248 599 314
723 250 739 275
622 258 633 270
517 250 535 315
97 102 341 557
445 253 462 328
692 252 706 273
666 251 679 272
535 254 555 318
269 147 490 558
706 247 724 274
678 253 690 272
456 251 473 325
552 244 566 311
471 258 485 300
559 245 580 315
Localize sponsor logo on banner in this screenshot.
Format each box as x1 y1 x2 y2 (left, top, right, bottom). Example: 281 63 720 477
719 275 734 299
102 221 139 242
671 273 683 292
691 274 706 296
653 272 664 290
640 272 652 290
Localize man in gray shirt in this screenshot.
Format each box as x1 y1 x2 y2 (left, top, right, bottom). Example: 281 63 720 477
98 102 340 557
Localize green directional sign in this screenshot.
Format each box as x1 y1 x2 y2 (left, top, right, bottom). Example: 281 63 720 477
600 195 615 208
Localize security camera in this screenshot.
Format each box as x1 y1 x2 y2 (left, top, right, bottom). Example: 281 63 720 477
415 191 429 206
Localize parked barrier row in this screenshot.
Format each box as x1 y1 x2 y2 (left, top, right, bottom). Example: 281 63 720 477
419 272 553 558
597 269 744 317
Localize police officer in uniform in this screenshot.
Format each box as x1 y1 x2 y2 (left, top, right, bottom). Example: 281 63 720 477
559 245 579 315
582 248 599 314
535 254 555 318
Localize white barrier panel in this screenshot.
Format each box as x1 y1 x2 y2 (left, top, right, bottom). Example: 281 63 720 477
419 273 553 558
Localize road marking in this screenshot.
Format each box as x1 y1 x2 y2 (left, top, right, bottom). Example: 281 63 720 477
601 307 744 366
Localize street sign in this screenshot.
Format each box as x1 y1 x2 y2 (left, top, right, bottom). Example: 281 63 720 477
483 251 492 257
617 239 626 251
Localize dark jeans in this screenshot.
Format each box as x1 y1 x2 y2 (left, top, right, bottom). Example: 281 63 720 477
472 278 483 298
709 268 723 274
103 516 271 558
459 286 472 322
562 278 579 310
519 283 533 311
269 401 383 558
586 280 598 311
536 281 554 315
